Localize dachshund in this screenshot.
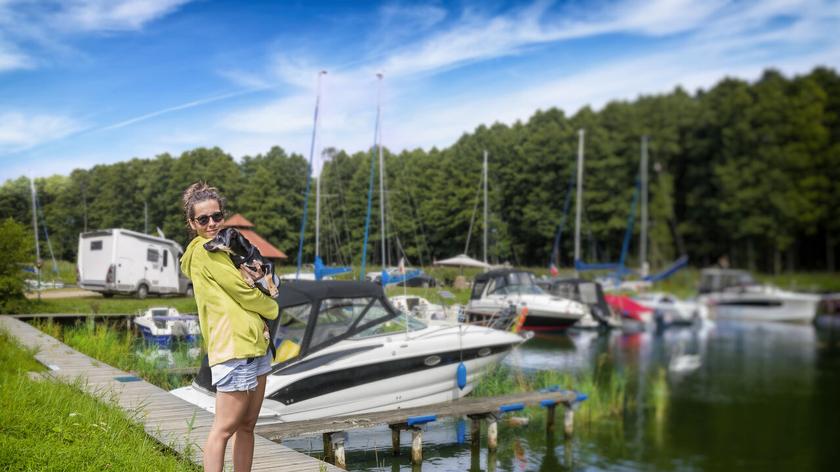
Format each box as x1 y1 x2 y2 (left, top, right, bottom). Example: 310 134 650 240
203 227 279 298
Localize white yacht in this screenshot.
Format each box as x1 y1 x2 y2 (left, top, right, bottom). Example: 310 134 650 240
697 268 821 323
464 270 587 331
171 280 528 422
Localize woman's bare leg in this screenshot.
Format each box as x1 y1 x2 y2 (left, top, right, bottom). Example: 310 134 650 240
231 374 268 471
204 391 250 472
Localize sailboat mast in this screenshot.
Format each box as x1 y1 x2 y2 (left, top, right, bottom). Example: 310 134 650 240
315 171 321 259
30 177 40 263
640 135 649 276
30 177 41 296
574 129 585 276
483 150 488 265
378 75 386 269
295 70 327 279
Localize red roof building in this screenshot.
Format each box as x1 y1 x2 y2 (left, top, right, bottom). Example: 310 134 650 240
223 214 287 260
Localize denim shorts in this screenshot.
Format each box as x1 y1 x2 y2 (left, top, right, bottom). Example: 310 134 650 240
212 352 272 392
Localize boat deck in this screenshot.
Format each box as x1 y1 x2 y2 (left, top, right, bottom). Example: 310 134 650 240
0 316 340 471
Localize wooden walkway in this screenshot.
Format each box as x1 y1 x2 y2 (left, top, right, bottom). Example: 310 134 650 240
0 316 339 472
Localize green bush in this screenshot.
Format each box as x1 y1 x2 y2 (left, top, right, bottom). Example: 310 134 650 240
0 218 33 314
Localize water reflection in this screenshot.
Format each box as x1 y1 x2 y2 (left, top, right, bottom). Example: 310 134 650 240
288 320 840 471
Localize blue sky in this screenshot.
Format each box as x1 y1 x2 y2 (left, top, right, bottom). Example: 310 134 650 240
1 0 839 183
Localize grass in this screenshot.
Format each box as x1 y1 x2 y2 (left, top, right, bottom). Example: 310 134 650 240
31 319 201 390
14 296 198 315
0 327 200 471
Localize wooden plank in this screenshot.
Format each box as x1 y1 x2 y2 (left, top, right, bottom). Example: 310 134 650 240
256 389 580 440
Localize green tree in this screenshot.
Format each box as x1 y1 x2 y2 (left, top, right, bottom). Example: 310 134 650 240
0 218 33 313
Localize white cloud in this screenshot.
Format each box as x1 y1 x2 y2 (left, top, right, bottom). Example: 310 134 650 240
56 0 191 32
0 0 192 74
0 111 84 153
212 0 840 162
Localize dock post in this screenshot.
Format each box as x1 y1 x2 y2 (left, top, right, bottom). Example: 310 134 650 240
488 449 497 472
390 425 401 456
470 415 482 450
487 414 498 452
563 404 575 439
331 432 348 470
546 404 556 434
322 432 334 464
410 426 423 464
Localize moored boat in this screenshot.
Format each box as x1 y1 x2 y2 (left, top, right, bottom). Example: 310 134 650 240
697 268 821 323
133 307 200 347
171 280 529 422
464 269 586 331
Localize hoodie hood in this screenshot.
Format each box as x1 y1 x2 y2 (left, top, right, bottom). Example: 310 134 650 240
181 236 210 279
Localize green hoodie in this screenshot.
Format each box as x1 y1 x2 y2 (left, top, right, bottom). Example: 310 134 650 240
180 236 278 366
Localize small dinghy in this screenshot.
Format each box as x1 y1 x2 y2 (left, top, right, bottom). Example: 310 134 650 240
133 307 200 347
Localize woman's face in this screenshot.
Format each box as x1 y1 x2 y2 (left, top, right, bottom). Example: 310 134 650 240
189 199 223 239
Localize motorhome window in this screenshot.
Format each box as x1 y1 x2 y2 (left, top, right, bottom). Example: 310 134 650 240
90 241 103 251
163 250 169 267
147 248 159 263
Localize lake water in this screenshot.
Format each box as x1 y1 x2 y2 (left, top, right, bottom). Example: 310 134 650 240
284 320 840 471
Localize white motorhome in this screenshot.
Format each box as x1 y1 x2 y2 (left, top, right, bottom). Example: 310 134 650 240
77 229 192 299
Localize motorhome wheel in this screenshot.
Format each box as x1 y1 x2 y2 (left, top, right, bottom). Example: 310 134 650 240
137 284 149 299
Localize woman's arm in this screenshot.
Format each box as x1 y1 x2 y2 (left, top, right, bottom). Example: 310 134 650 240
200 250 279 320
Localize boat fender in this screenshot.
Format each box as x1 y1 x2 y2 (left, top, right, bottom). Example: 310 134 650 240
407 415 437 426
456 419 466 444
499 402 525 413
456 362 467 390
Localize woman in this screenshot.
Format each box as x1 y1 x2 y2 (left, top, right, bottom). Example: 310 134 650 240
179 182 278 472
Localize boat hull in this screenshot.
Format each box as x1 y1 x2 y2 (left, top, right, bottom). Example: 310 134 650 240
707 293 820 323
171 325 527 422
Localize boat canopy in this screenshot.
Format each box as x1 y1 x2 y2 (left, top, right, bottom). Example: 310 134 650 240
470 269 543 300
698 268 757 294
195 280 404 393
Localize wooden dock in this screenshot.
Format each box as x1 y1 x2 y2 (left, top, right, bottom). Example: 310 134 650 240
256 389 582 441
0 316 340 471
256 383 586 468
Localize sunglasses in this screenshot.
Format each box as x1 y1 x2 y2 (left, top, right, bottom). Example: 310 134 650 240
193 211 224 226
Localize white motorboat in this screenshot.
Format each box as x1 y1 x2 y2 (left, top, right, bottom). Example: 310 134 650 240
171 280 529 422
133 307 200 347
697 268 821 323
633 292 709 325
464 270 586 331
389 294 459 325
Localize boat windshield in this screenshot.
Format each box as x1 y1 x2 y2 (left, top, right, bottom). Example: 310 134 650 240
351 308 427 338
489 272 545 296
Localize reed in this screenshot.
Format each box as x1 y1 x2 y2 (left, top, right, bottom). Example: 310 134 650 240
0 327 199 471
29 319 201 390
473 357 666 425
